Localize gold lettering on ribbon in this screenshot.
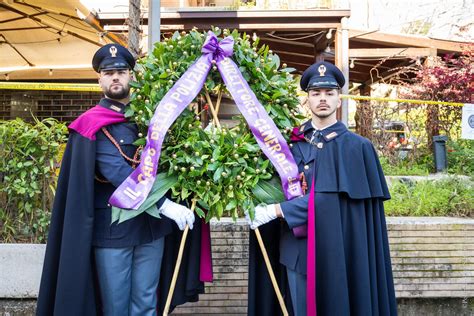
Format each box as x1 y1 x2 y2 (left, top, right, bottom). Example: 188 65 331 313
137 155 155 184
137 173 148 184
139 131 160 184
220 58 259 115
124 186 141 200
254 119 294 173
137 60 211 189
287 176 301 194
170 61 210 104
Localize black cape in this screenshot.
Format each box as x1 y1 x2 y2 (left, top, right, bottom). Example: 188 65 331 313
37 121 204 315
248 121 396 316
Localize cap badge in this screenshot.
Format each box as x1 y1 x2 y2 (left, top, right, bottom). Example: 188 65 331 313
109 46 117 58
318 65 326 76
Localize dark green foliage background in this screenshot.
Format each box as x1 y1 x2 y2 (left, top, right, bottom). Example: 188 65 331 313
0 118 68 242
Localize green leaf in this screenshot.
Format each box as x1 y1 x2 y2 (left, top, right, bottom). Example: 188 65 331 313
172 31 180 40
225 199 237 211
112 172 178 224
111 206 121 224
133 138 146 146
282 67 296 73
216 201 224 218
181 187 190 199
137 172 179 211
145 205 161 219
213 166 223 182
252 177 285 204
194 205 205 218
124 108 135 118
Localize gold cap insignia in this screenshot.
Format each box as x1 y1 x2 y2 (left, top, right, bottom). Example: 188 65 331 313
109 46 117 58
318 65 326 76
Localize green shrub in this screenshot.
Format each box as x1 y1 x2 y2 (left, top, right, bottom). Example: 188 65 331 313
0 117 68 242
379 155 431 176
447 139 474 176
380 139 474 176
385 177 474 217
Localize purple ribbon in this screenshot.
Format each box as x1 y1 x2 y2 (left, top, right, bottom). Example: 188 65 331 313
215 47 302 200
110 31 302 209
109 55 212 208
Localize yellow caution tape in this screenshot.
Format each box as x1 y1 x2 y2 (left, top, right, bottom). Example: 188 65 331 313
0 82 466 107
341 94 465 107
379 130 406 133
0 81 101 92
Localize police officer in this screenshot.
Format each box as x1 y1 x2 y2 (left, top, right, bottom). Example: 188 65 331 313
92 44 196 316
37 43 195 316
247 61 397 315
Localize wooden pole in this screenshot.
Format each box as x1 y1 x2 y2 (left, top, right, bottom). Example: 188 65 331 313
254 227 289 316
162 199 197 316
204 88 221 128
214 89 223 114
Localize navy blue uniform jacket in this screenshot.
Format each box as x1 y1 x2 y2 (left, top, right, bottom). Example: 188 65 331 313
37 99 204 316
248 120 397 316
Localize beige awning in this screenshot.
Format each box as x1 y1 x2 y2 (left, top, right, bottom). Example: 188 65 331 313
0 0 124 80
1 3 468 85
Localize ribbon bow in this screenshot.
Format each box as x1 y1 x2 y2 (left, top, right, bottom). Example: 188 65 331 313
201 31 234 61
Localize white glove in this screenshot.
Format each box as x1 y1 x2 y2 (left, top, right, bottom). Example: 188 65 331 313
159 198 195 230
245 204 278 230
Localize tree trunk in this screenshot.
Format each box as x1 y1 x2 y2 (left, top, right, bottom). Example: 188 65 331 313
128 0 141 58
355 86 373 140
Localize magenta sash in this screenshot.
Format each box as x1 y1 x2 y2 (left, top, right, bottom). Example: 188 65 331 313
307 177 316 316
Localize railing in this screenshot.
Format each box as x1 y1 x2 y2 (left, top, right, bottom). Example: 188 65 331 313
160 0 349 10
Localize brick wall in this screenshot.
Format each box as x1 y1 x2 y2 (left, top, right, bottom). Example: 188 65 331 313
388 217 474 298
174 218 249 315
172 217 474 314
1 218 474 315
0 89 102 122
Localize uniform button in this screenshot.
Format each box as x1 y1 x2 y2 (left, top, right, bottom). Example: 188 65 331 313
289 143 293 147
107 203 111 207
120 139 124 143
304 165 309 170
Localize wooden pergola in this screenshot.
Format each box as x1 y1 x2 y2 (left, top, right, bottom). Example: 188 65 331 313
97 9 466 121
100 9 467 80
101 9 354 119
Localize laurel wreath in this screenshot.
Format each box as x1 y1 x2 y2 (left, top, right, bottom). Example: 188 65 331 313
124 27 305 221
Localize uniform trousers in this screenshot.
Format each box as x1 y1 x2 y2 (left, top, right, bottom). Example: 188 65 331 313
94 237 165 316
287 267 307 316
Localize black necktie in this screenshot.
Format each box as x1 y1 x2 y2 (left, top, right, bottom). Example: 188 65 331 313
310 130 323 143
311 130 324 149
